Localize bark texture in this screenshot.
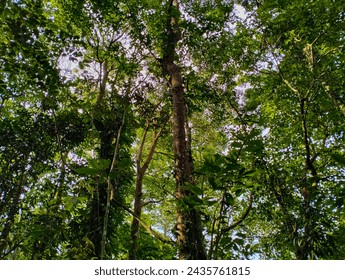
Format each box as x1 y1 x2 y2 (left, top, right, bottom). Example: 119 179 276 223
162 0 207 260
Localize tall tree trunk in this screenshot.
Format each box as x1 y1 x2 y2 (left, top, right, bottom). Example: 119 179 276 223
129 170 144 260
162 0 207 260
129 123 149 260
297 97 318 259
129 121 167 259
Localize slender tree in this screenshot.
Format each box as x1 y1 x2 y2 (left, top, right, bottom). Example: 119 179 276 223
161 0 207 259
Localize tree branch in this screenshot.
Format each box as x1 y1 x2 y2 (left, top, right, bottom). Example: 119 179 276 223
114 199 174 245
221 192 254 233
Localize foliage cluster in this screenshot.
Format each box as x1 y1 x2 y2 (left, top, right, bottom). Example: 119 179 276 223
1 0 344 259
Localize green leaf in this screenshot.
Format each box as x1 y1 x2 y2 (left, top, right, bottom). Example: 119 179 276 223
182 183 203 195
233 238 245 246
74 167 100 176
244 140 264 153
181 195 203 207
203 198 218 206
231 141 243 148
330 153 345 165
225 193 235 206
89 158 111 170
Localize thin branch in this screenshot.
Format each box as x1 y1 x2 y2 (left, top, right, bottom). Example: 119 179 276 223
140 115 170 173
136 120 150 171
113 199 175 245
281 77 301 96
101 111 126 259
141 199 163 207
154 151 175 159
221 192 254 233
0 237 26 259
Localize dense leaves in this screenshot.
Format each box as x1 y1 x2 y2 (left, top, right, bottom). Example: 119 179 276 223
0 0 344 259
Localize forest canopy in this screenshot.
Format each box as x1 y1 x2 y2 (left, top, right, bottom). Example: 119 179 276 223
1 0 345 260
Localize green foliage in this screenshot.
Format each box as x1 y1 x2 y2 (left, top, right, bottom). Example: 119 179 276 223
1 0 344 260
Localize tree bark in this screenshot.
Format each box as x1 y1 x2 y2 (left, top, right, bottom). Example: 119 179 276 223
88 59 122 259
129 119 168 259
162 0 207 260
298 97 318 259
129 123 149 260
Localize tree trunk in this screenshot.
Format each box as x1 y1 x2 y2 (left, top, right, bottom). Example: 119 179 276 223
297 97 318 260
162 0 207 260
129 121 167 259
88 60 122 260
129 169 144 260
